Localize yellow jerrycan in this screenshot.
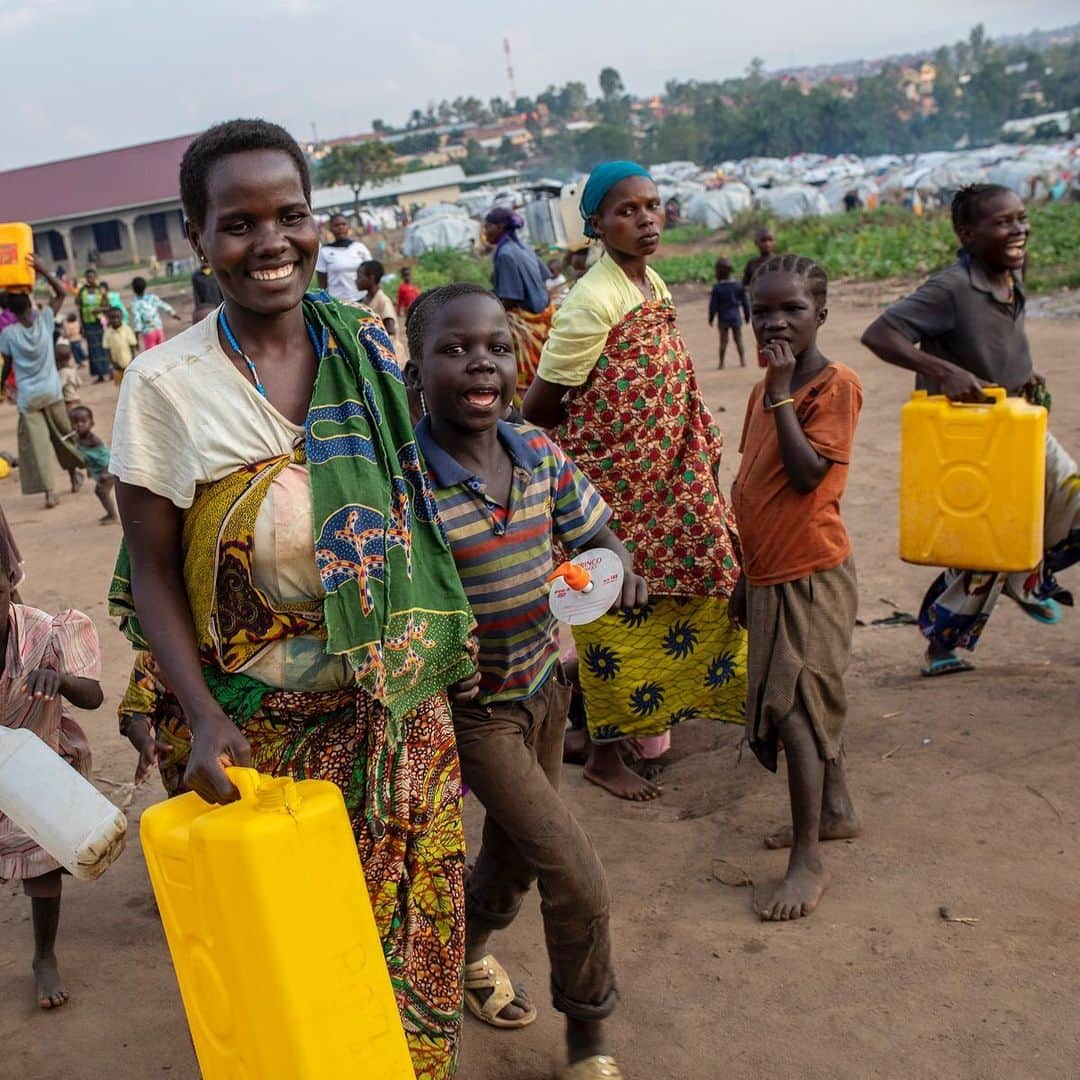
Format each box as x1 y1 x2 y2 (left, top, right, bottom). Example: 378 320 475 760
140 767 415 1080
0 223 34 292
900 387 1046 573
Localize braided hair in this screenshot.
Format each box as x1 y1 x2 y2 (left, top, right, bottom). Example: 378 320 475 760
405 282 501 363
950 184 1014 236
750 253 829 309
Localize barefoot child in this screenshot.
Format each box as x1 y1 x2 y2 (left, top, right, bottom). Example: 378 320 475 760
708 256 749 368
69 405 118 522
0 541 104 1008
407 282 643 1080
862 184 1080 676
730 254 862 922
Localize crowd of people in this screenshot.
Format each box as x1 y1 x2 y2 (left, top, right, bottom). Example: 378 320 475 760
0 115 1075 1080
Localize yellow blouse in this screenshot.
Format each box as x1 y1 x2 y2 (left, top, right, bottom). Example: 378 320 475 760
536 253 671 388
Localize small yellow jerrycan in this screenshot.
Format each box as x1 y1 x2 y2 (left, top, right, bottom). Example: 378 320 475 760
140 767 415 1080
900 387 1046 573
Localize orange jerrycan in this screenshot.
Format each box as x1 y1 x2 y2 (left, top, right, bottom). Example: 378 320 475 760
140 767 415 1080
900 387 1046 573
0 223 34 292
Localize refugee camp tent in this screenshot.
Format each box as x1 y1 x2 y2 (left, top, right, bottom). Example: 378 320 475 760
402 213 480 256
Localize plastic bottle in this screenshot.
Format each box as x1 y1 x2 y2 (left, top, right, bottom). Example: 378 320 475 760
0 726 127 879
140 767 415 1080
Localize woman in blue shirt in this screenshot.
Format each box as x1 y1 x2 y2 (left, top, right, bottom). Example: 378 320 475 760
484 206 553 398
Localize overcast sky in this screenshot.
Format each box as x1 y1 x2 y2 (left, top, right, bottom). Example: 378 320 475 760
5 0 1076 169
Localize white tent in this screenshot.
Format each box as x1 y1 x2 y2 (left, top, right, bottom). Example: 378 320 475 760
401 214 480 256
755 185 831 219
683 184 753 228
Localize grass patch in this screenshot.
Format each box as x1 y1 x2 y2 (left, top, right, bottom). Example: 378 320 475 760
653 202 1080 291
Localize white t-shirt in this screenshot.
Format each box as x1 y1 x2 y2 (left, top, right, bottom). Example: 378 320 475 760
109 312 352 690
314 239 372 302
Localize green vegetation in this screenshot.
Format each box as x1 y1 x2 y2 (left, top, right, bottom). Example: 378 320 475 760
410 249 492 291
652 201 1080 292
377 24 1080 176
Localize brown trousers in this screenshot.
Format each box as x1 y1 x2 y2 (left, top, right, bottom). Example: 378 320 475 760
453 668 617 1021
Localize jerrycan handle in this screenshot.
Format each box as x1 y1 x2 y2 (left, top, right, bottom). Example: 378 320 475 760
948 385 1006 408
224 766 261 802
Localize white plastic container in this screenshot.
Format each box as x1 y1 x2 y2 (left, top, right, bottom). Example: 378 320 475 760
0 727 127 880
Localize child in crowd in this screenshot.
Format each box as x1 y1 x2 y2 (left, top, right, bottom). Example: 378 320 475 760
730 254 863 922
54 340 81 405
395 265 421 316
356 260 397 341
130 276 180 351
61 313 85 366
742 227 776 288
69 405 118 523
102 306 137 383
0 541 104 1009
568 248 590 283
406 283 643 1080
708 256 750 368
547 257 571 307
862 184 1080 676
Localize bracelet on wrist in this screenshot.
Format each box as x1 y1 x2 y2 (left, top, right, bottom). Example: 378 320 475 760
766 396 795 411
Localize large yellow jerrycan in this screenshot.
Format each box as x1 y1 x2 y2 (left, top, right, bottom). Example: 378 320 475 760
0 223 34 292
900 387 1046 573
140 767 415 1080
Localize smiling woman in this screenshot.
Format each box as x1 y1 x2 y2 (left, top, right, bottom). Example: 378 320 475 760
106 119 476 1079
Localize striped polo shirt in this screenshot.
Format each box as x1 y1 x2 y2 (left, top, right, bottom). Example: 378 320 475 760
416 417 611 703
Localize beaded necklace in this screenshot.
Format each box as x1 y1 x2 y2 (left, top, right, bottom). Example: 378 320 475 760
218 307 321 399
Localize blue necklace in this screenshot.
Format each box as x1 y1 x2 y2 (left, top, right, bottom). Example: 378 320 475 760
218 308 321 399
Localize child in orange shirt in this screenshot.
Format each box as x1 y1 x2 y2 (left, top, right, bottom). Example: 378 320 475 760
730 254 863 922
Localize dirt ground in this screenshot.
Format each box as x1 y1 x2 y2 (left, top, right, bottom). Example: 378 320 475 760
2 281 1079 1080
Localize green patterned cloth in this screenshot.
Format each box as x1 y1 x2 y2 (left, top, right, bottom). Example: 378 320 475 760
109 295 475 720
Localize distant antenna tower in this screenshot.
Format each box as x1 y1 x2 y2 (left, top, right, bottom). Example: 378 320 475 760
504 38 518 106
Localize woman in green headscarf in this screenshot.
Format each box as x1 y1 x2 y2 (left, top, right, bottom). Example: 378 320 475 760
110 120 477 1080
523 161 748 802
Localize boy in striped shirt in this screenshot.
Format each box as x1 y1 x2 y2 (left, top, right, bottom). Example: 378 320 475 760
408 284 644 1080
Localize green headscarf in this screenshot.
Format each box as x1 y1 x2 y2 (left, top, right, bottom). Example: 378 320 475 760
579 160 653 237
109 295 476 721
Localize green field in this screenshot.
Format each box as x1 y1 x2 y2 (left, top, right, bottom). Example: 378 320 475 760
404 201 1080 295
652 203 1080 293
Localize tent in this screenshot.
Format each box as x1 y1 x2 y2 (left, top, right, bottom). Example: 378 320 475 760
683 184 753 228
401 214 480 256
755 185 831 219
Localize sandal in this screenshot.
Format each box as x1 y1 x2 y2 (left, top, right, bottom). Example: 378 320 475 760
560 1055 624 1079
463 954 537 1029
921 654 975 678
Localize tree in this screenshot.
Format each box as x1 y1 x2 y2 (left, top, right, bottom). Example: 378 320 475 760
317 142 403 220
559 81 589 119
372 118 389 135
462 139 493 176
577 124 634 170
599 67 625 100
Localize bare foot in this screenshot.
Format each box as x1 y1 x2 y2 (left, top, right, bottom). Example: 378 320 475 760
765 811 862 849
563 727 589 765
33 954 69 1010
584 744 661 802
99 514 119 525
44 492 59 509
761 858 830 921
70 471 84 494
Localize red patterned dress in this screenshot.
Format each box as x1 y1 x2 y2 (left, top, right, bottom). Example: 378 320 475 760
539 258 747 743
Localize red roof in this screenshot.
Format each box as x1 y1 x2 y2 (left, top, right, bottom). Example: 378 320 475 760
0 134 196 225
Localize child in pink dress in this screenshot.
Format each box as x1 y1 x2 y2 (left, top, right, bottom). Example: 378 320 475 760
0 542 104 1009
